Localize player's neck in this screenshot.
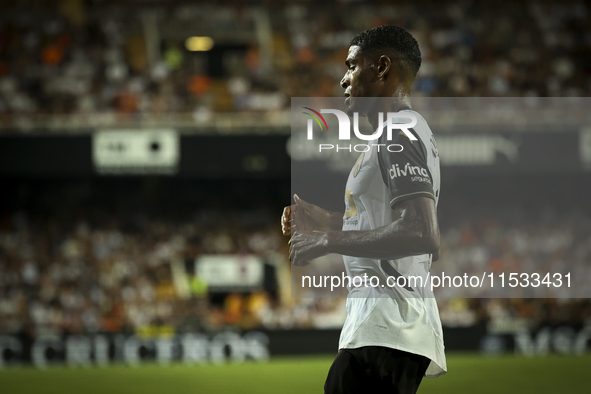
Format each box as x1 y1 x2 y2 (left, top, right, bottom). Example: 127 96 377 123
367 93 412 132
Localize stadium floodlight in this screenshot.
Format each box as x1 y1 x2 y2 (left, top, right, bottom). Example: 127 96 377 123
185 36 214 51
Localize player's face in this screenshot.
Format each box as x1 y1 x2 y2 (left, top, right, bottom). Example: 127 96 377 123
340 45 378 116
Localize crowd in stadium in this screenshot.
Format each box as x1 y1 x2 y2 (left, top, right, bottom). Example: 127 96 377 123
1 181 590 337
0 1 589 124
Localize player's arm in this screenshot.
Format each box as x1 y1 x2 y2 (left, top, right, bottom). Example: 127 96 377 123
281 194 342 236
289 196 439 263
290 126 440 264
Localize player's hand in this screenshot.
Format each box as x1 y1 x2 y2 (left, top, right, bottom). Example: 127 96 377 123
282 194 329 236
281 205 292 236
289 230 329 266
290 194 334 234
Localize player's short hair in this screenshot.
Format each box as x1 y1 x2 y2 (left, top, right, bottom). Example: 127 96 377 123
350 25 421 76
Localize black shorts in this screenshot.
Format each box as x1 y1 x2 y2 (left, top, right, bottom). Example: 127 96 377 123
324 346 430 394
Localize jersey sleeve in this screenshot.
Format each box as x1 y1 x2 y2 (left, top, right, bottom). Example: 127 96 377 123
378 128 435 209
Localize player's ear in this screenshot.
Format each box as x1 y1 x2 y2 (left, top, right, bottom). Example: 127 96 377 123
377 55 391 79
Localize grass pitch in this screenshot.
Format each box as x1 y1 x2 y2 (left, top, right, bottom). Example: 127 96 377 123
0 353 589 393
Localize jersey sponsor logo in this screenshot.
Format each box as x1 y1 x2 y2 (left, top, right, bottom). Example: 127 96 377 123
410 175 432 185
343 217 359 226
389 163 429 179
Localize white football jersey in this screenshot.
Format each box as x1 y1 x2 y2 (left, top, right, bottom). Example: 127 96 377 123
338 109 446 378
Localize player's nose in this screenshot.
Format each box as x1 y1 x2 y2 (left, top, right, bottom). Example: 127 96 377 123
340 74 349 89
